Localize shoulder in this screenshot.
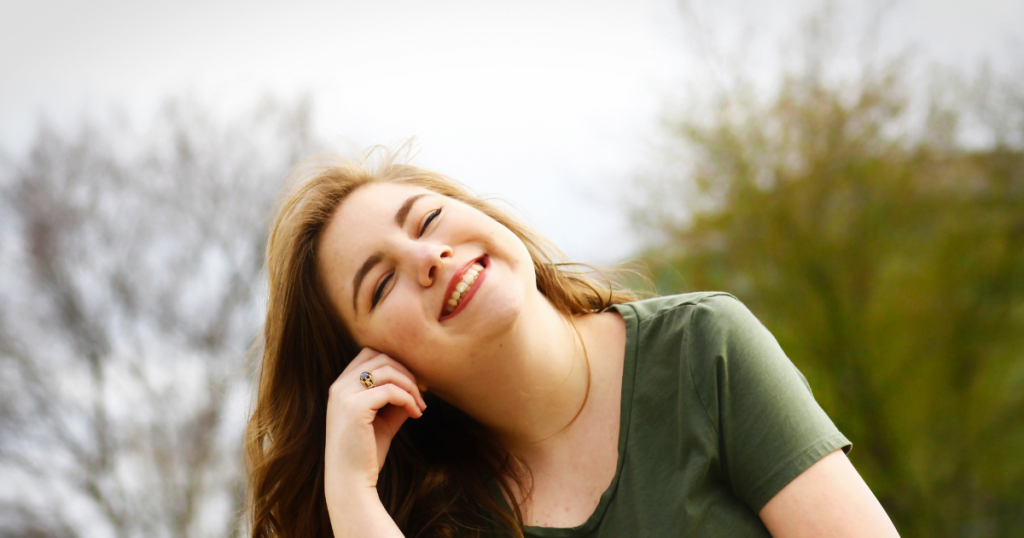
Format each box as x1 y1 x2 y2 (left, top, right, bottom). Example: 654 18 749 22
611 292 758 347
611 291 742 325
607 292 761 394
612 291 789 393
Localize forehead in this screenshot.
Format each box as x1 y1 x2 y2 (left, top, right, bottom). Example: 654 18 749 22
322 181 437 256
318 182 437 294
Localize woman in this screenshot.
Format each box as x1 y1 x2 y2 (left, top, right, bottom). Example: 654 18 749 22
245 153 900 538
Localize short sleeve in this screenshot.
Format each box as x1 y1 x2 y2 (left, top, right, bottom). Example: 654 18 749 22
686 294 851 513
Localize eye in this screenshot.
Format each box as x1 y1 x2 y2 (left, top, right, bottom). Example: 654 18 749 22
371 272 393 310
419 208 442 237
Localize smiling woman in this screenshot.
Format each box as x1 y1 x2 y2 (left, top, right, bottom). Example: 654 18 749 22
243 152 901 538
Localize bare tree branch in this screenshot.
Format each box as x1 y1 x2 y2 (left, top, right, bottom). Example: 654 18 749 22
0 95 321 537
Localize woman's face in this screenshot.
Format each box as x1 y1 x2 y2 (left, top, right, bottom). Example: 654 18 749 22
317 182 537 391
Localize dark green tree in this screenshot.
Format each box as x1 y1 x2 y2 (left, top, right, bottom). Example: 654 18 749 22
636 40 1024 538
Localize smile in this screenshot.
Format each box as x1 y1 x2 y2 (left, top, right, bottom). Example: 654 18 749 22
439 255 488 321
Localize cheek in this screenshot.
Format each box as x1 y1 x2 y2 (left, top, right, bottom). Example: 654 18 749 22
367 309 431 361
500 231 535 287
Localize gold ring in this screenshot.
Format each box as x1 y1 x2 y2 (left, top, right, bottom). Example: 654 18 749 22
359 371 375 389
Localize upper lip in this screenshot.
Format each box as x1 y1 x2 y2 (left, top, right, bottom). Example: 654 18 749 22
439 255 486 319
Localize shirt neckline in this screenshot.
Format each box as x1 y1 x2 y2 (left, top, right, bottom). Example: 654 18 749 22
516 303 639 537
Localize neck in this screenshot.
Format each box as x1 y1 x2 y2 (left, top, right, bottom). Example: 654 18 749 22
434 292 591 449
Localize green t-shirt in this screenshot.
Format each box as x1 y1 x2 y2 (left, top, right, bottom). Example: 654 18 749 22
494 292 851 537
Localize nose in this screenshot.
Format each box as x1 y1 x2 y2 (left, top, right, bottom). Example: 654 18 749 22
412 242 453 287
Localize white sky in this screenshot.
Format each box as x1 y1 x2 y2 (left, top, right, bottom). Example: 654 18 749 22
2 0 1022 263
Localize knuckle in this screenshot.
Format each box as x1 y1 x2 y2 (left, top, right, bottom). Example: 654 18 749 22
381 358 412 377
330 394 354 416
387 385 409 400
328 380 347 397
334 396 351 413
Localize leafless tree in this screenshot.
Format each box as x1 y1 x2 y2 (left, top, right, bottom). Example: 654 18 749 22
0 96 321 537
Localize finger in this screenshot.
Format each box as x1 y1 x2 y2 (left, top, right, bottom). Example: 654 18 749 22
333 353 422 403
336 350 427 409
340 347 386 377
356 384 422 419
340 349 419 391
375 404 411 439
357 353 417 385
359 358 424 404
365 366 426 411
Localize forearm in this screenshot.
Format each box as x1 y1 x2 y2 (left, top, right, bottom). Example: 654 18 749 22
322 350 429 538
759 450 900 538
329 488 404 538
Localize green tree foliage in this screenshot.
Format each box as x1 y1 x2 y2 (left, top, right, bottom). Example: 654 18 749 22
637 58 1024 537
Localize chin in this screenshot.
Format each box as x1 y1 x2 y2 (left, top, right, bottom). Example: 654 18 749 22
476 283 526 332
449 270 526 340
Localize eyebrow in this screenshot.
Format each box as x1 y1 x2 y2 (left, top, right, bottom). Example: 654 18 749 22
395 193 429 228
351 193 430 315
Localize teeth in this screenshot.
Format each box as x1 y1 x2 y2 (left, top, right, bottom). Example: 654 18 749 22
445 264 483 313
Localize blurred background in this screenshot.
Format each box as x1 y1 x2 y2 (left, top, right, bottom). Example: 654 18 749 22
1 0 1021 536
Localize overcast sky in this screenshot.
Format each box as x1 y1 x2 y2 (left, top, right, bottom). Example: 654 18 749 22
2 0 1021 263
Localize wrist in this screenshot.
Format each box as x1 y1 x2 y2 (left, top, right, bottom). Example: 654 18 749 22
326 480 379 511
327 487 401 538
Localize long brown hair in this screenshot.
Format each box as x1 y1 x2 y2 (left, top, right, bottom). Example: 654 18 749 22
244 151 637 537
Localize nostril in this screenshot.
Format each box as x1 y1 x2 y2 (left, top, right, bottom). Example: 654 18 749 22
428 266 435 280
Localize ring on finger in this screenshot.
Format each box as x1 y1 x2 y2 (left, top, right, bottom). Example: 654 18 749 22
359 371 375 389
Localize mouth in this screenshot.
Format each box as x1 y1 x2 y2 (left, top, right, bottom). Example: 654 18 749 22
438 255 489 322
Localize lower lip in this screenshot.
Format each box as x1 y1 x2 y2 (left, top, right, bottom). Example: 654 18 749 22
439 257 488 322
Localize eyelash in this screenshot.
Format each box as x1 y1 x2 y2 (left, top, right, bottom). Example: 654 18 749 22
420 207 442 237
371 273 392 310
371 207 443 311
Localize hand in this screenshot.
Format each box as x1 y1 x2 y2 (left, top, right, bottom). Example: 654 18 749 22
324 348 427 504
